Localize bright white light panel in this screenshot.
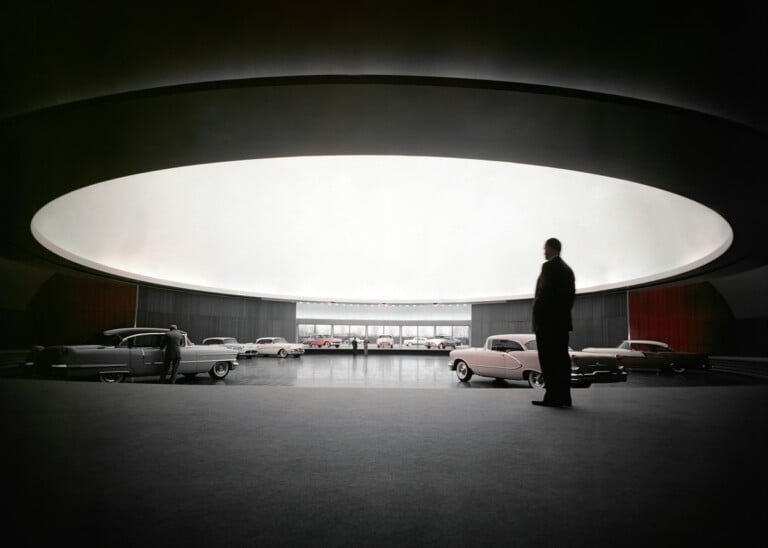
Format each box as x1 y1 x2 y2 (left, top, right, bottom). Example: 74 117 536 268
31 155 732 303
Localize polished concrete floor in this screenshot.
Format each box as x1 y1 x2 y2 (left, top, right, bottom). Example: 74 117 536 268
136 353 764 389
3 355 767 547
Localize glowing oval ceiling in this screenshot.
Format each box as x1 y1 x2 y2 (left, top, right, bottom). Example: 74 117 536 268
31 155 732 303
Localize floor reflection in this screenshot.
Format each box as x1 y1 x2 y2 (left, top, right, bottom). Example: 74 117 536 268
234 354 467 389
3 354 765 388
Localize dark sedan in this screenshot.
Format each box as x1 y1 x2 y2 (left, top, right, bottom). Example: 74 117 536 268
34 327 239 383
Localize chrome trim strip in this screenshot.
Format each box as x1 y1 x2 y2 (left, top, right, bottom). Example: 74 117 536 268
52 363 126 369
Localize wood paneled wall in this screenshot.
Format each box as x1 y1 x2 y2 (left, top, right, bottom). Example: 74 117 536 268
471 291 627 349
628 282 733 354
5 270 741 357
136 286 297 344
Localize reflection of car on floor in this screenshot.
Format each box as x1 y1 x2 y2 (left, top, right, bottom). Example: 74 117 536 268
581 339 710 373
376 335 394 348
303 335 342 348
34 327 239 383
254 337 305 358
449 334 627 388
202 336 258 358
404 336 428 347
426 336 460 349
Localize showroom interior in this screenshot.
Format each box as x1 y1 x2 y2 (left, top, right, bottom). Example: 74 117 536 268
2 3 768 547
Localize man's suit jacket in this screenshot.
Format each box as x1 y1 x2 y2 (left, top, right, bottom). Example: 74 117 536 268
532 256 575 333
162 329 184 360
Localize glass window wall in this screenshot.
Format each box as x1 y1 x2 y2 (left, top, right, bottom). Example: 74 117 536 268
297 323 470 348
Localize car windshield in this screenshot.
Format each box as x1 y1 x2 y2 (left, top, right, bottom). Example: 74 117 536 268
619 341 631 349
274 338 286 343
526 340 537 350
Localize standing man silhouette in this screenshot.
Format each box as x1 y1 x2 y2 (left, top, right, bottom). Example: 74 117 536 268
160 324 184 384
531 238 576 408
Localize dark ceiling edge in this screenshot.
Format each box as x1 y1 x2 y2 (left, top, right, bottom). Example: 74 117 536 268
4 73 764 305
3 74 765 138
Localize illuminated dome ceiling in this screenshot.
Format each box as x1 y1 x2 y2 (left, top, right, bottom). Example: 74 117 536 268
3 3 767 304
31 156 731 303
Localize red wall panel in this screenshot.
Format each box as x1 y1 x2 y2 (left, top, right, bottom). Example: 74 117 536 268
26 273 137 346
628 282 732 355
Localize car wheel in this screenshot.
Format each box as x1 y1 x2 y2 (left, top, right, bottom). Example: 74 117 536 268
277 349 287 358
209 361 230 379
323 342 330 348
670 364 686 374
456 360 473 382
99 372 125 383
527 371 545 389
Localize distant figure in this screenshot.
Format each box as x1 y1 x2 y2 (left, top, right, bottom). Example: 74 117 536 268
363 338 369 356
352 338 358 355
160 324 184 384
531 238 576 408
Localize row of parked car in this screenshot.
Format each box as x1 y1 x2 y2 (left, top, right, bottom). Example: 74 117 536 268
202 336 305 358
300 334 464 349
28 326 709 387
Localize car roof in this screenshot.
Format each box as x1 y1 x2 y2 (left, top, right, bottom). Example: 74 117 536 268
488 333 537 343
626 339 669 347
103 327 169 337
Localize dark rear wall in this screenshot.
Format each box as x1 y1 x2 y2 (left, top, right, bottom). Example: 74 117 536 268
136 285 297 344
471 292 628 350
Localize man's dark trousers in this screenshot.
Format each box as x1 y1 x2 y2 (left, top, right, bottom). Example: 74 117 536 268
536 329 571 405
160 358 181 384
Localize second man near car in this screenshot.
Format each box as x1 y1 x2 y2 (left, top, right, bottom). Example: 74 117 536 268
160 324 184 384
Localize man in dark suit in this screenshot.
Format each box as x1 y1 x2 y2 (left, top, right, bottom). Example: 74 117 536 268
160 324 184 384
532 238 576 408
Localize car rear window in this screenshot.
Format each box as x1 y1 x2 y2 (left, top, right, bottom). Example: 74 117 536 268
492 340 524 352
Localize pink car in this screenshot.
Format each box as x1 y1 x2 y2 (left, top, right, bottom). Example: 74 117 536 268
303 335 342 348
254 337 304 358
449 333 625 388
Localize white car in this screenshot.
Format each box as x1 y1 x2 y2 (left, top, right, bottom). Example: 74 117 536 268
202 336 259 358
376 335 394 348
426 336 460 349
254 337 305 358
404 336 428 347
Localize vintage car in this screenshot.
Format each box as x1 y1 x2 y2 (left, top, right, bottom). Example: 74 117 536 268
449 333 627 388
404 336 428 347
376 335 394 348
253 337 305 358
34 327 239 383
303 334 342 348
426 336 460 349
581 339 711 373
202 336 258 358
